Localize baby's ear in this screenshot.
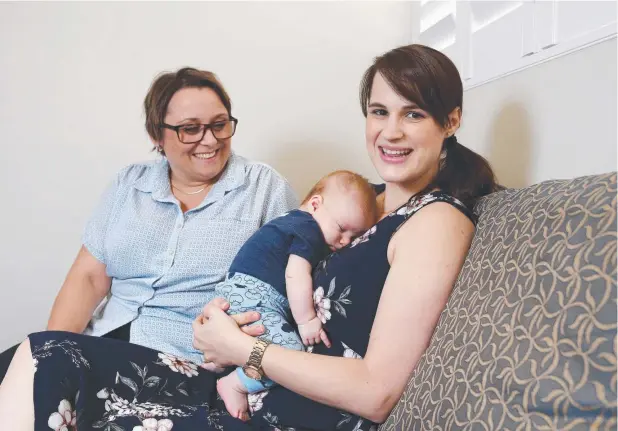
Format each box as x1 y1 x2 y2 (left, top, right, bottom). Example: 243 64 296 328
308 195 323 212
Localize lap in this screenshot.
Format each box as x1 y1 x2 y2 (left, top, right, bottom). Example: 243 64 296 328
29 331 239 430
28 331 331 430
0 322 132 385
27 329 348 431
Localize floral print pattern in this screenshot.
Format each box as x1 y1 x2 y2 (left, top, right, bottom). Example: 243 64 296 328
30 191 473 431
90 360 197 429
337 412 377 431
313 287 331 323
48 399 76 431
392 192 467 220
32 339 89 371
133 418 174 431
313 277 351 323
349 225 376 248
341 342 361 359
156 353 198 378
248 391 268 414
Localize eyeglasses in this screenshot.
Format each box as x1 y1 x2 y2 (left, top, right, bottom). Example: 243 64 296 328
161 117 238 143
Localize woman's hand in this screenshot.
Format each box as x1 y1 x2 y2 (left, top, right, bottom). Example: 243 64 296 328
192 298 263 368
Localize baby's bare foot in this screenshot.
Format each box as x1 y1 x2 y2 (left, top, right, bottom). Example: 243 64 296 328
217 373 249 421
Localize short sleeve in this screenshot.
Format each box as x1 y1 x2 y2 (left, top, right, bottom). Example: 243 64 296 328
82 169 126 264
260 171 299 225
288 220 328 268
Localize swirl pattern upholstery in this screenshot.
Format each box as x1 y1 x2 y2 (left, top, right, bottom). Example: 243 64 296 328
382 172 617 431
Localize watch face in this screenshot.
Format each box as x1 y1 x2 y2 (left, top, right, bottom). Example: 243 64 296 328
243 366 262 380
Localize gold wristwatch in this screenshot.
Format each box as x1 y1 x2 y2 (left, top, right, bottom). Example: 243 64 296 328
242 339 271 380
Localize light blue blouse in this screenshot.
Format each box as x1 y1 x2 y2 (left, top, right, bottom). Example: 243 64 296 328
82 153 298 362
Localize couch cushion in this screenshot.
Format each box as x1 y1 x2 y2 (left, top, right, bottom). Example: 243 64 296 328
382 172 617 430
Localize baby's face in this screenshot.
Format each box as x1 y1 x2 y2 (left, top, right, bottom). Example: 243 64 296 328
314 193 375 251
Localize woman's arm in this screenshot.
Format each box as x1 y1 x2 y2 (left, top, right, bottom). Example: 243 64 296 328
196 202 474 422
47 246 112 333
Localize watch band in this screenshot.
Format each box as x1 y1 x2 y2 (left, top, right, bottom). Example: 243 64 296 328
247 339 270 368
243 339 271 379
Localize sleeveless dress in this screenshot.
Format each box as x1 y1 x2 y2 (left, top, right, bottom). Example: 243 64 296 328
29 191 474 431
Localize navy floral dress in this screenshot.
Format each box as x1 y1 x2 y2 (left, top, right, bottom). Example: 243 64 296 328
30 191 474 431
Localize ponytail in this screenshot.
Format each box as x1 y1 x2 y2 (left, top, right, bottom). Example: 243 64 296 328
429 135 498 209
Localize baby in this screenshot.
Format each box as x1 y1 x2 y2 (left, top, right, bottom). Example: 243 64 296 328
204 170 378 420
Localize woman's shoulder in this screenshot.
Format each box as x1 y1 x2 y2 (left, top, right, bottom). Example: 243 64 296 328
241 156 287 182
396 191 475 226
393 192 476 241
105 161 165 195
232 155 298 215
115 161 155 183
388 194 476 270
237 155 294 195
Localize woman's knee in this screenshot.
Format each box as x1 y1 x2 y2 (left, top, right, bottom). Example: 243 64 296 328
16 338 32 358
0 342 23 384
10 339 34 373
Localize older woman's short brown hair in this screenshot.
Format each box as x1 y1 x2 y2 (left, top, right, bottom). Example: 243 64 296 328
144 67 232 142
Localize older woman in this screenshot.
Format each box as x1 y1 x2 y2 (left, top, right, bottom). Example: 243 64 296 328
0 68 297 379
0 45 497 431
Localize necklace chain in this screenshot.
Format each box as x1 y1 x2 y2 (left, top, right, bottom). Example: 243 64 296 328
171 183 208 195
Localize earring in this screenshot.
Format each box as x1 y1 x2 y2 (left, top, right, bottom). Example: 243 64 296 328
155 145 165 163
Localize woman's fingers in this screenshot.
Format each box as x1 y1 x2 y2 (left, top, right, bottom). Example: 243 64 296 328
200 362 224 373
202 298 230 319
191 317 202 337
191 319 205 350
194 314 205 325
240 323 265 337
230 310 261 327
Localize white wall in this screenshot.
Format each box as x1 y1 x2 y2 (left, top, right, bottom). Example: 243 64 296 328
0 1 413 348
458 37 617 188
1 2 616 348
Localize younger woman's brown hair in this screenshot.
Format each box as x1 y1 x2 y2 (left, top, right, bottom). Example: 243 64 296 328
360 44 498 209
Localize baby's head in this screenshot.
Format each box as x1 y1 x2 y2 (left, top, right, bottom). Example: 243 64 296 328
301 170 378 251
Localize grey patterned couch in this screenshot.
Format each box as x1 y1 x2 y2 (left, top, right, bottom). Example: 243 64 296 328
382 172 617 430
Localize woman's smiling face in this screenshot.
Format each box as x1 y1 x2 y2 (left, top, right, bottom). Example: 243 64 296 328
365 72 450 189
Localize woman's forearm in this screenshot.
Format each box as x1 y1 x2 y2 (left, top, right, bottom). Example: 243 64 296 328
203 301 394 422
257 343 391 422
48 247 111 332
47 276 109 332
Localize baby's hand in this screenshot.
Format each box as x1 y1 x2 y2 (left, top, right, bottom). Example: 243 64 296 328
298 316 331 347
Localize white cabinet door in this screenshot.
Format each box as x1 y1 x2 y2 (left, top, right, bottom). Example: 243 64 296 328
414 0 617 90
